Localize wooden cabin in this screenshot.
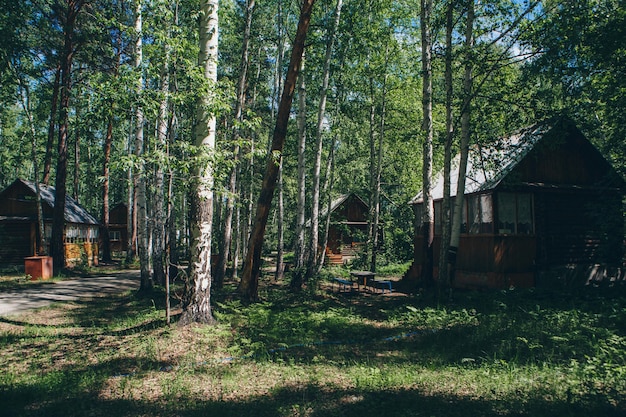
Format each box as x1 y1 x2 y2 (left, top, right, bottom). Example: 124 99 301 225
0 179 100 267
324 193 370 264
406 117 625 289
105 203 129 255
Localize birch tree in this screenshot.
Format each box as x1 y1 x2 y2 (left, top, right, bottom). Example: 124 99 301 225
180 0 219 324
292 52 306 286
215 0 255 288
305 0 342 282
133 0 152 292
153 19 172 287
419 0 435 287
438 0 455 287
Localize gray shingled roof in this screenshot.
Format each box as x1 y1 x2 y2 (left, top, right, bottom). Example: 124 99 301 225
410 121 550 204
19 179 100 225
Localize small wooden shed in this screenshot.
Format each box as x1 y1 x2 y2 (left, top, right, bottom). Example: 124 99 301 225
407 117 625 288
0 178 100 267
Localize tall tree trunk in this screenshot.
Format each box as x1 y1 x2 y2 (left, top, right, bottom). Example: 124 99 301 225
126 127 135 262
438 0 455 288
180 0 219 324
101 119 113 263
216 0 255 288
153 36 171 287
133 0 151 292
52 0 83 273
317 134 336 272
306 0 342 282
294 54 306 259
17 81 45 255
292 53 307 288
420 0 435 287
43 65 60 186
238 0 316 302
366 78 376 264
370 63 387 273
449 0 474 285
73 82 80 203
275 162 285 281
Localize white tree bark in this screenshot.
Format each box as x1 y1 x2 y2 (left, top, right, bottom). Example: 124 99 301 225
420 0 435 287
306 0 343 280
294 54 307 272
439 0 455 287
134 0 152 292
449 0 474 284
181 0 218 324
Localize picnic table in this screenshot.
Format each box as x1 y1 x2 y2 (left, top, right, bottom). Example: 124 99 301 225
349 270 375 291
349 270 393 293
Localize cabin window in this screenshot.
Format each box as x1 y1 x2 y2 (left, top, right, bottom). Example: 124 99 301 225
460 194 493 234
497 192 534 235
467 194 493 234
110 231 121 241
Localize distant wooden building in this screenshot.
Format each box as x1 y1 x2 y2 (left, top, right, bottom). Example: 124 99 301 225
407 117 625 288
0 179 100 266
106 203 129 254
323 193 370 264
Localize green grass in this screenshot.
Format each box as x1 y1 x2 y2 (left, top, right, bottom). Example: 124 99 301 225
0 281 624 416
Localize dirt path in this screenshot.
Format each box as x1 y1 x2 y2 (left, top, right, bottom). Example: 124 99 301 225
0 271 140 317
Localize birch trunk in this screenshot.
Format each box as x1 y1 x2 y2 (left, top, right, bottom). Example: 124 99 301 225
371 66 387 273
43 65 60 186
216 0 255 288
101 119 113 263
275 162 285 281
133 0 152 292
449 0 474 285
294 54 306 272
153 38 171 286
291 54 307 289
238 0 316 302
306 0 342 281
420 0 435 287
180 0 218 324
317 134 336 272
18 81 45 255
438 0 454 287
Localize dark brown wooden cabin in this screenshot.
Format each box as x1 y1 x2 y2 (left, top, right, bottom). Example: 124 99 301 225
325 193 370 264
406 117 625 289
0 178 100 267
105 203 129 255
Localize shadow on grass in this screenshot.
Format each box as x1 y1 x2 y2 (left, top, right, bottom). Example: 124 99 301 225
1 283 624 416
1 374 622 417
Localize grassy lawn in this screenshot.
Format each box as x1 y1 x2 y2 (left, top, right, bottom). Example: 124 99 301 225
0 276 624 416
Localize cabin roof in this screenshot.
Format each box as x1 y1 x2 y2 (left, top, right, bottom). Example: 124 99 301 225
409 117 623 204
2 179 100 225
328 193 369 214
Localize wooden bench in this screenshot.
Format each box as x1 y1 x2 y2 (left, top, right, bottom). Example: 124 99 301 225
372 280 393 293
333 277 355 293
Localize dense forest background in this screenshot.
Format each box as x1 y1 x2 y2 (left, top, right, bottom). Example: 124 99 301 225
0 0 624 287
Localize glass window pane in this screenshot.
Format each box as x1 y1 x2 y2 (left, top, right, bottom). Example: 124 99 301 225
517 193 533 234
469 196 481 234
481 194 494 233
497 193 516 234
